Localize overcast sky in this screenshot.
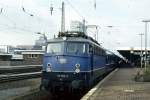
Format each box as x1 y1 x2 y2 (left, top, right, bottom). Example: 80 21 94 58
0 0 150 49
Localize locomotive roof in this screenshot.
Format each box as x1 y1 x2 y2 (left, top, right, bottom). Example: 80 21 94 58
47 37 102 47
47 31 106 50
48 37 88 42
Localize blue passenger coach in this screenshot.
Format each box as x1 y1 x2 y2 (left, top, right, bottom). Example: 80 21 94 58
41 31 120 93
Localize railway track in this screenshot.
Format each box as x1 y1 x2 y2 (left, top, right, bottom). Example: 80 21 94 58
0 72 41 83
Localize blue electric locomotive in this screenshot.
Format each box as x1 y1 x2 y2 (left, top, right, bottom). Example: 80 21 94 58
41 31 121 93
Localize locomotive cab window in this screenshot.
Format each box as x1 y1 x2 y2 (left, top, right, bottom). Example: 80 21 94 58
47 43 62 54
66 42 87 54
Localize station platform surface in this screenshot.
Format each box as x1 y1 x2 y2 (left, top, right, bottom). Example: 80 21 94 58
0 65 42 74
0 65 42 69
85 68 150 100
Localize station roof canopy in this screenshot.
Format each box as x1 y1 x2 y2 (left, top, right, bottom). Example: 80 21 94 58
0 53 12 56
14 50 45 55
116 47 150 51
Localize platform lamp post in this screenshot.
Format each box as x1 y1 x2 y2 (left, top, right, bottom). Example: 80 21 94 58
142 20 150 70
130 47 134 64
138 33 144 69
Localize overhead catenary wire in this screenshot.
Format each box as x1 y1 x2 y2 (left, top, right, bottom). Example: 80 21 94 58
0 8 39 34
0 1 50 33
20 0 57 33
0 8 3 14
65 0 85 20
0 11 52 34
94 0 96 10
0 8 17 27
64 0 100 41
0 0 97 34
0 9 54 35
21 0 34 16
0 22 53 36
0 23 36 33
87 28 99 40
0 2 33 31
21 6 34 16
50 0 53 15
0 3 45 38
66 0 98 19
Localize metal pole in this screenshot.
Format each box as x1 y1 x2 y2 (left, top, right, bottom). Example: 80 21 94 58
145 22 147 70
96 26 98 41
83 19 86 34
139 33 144 69
61 2 65 33
141 34 143 69
142 20 150 70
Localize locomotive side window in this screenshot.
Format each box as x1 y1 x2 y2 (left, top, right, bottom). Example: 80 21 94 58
47 43 62 53
66 43 86 54
89 45 93 53
90 44 105 56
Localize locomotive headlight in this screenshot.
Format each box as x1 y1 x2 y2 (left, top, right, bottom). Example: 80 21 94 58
75 63 80 73
47 63 52 72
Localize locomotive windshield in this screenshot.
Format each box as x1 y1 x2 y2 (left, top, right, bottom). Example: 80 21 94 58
47 43 62 53
46 42 87 54
66 42 86 54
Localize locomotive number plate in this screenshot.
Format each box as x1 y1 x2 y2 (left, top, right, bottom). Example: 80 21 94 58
57 74 69 78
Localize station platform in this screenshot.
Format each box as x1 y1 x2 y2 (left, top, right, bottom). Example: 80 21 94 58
0 65 42 69
0 65 42 74
82 68 150 100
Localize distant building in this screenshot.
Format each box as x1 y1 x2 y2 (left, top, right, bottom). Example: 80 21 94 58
0 53 12 61
16 45 34 50
0 49 44 66
0 45 10 53
14 50 44 65
0 53 12 66
21 50 44 65
0 36 47 66
0 45 12 66
11 54 23 60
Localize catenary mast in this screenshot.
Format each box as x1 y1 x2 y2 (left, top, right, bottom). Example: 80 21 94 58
61 2 65 33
